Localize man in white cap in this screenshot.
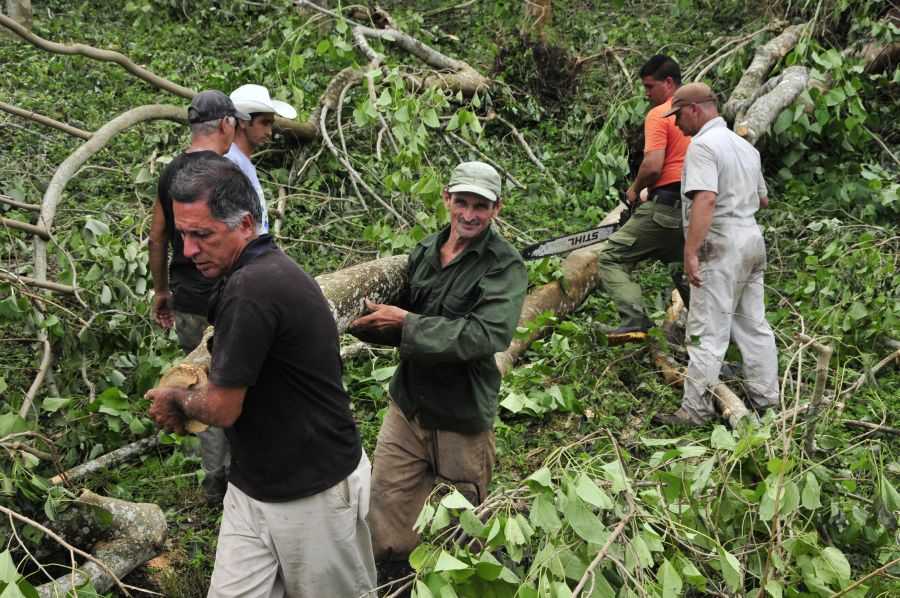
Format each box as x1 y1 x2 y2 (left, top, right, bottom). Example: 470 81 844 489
349 161 528 579
225 84 298 233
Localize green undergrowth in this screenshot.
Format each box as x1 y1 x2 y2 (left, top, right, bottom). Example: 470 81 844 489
1 0 898 595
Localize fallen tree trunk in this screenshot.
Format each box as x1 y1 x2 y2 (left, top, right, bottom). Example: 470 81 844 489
723 23 808 124
734 65 809 145
495 205 625 375
35 490 166 597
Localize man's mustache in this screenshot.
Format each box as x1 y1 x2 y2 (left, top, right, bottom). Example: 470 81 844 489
457 216 483 226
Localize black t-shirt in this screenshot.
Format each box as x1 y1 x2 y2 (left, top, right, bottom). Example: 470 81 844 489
156 151 220 315
208 237 362 502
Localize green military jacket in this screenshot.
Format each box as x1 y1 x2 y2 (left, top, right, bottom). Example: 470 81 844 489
391 224 528 433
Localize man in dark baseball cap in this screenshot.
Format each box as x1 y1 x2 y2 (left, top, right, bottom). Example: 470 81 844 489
187 90 251 124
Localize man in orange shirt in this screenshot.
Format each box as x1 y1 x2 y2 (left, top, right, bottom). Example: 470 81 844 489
598 55 691 340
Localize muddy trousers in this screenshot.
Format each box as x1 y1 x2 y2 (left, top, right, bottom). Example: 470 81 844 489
368 401 494 562
681 226 780 422
207 454 376 598
174 311 230 499
597 200 688 329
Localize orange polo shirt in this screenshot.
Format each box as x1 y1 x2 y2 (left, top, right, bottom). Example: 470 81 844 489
644 98 691 189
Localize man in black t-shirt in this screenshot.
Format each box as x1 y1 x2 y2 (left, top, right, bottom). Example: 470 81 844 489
148 90 249 501
146 155 376 597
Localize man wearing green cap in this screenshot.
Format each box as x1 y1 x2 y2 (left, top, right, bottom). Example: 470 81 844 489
349 161 528 571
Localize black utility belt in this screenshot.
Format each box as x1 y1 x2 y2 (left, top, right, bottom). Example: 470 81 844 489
650 188 682 206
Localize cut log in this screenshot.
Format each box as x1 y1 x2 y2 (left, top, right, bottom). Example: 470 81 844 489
723 23 808 124
734 66 809 145
35 490 166 597
495 204 625 375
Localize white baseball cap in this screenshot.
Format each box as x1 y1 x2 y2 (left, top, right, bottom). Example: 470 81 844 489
229 84 297 120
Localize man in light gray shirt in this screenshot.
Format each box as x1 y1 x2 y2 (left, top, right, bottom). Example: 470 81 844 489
653 83 780 427
226 84 298 233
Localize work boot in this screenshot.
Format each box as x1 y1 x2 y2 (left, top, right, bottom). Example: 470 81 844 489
607 326 648 346
651 409 706 428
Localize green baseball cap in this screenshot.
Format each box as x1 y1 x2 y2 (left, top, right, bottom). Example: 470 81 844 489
448 161 502 202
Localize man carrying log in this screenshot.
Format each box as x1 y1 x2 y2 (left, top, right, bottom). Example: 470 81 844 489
597 55 692 342
147 155 376 597
349 161 528 576
148 89 248 501
653 82 780 427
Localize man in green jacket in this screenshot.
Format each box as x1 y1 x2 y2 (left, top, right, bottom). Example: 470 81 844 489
350 161 528 569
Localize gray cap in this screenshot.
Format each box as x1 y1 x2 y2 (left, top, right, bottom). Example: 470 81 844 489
188 90 251 124
447 161 502 202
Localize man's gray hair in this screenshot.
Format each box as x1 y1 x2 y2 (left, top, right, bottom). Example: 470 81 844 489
170 154 261 231
189 115 235 137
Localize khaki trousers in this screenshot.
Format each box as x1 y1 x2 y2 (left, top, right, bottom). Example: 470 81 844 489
368 402 494 562
207 454 376 598
681 226 780 422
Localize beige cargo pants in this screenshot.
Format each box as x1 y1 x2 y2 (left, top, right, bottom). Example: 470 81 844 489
368 401 494 562
681 225 780 422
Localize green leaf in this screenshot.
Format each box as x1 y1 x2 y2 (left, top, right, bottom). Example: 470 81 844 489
626 535 653 569
600 460 629 493
765 579 783 598
847 301 868 321
691 457 715 495
409 544 435 572
459 509 485 538
84 218 110 237
679 558 706 590
658 559 683 598
434 550 469 572
718 548 743 592
504 517 526 545
640 437 680 447
440 490 474 511
779 481 800 516
575 474 613 509
530 493 562 533
371 366 397 381
710 425 736 451
802 473 822 510
820 547 851 581
0 582 28 598
41 397 72 413
559 491 608 544
423 108 440 128
0 550 18 583
527 467 554 489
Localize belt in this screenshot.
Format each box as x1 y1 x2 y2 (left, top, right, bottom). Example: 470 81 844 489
650 188 681 206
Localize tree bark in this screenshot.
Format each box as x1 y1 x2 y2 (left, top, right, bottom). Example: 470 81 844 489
723 23 807 124
50 436 161 486
1 0 30 33
35 490 166 597
495 204 625 376
734 65 809 145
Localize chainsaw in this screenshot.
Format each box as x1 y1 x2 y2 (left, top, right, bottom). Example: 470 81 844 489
520 198 633 261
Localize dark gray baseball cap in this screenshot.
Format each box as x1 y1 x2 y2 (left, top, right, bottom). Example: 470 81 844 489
187 90 251 124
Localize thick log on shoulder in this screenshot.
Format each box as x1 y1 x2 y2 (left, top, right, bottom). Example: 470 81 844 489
36 490 166 597
723 23 807 124
735 65 809 145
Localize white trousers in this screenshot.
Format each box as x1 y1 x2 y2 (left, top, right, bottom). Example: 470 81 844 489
681 226 780 422
207 453 376 598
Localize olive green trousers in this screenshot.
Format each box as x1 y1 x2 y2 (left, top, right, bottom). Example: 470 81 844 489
597 200 687 329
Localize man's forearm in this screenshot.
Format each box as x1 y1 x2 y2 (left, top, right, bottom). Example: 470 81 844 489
171 384 244 428
149 239 169 293
684 191 716 254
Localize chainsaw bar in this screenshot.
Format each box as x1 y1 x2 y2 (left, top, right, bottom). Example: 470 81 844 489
520 222 620 260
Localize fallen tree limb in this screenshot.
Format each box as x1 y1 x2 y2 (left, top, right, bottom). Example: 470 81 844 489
50 435 161 486
18 338 50 420
2 215 51 239
723 23 808 124
734 65 809 145
712 383 756 428
0 12 194 99
33 490 166 597
0 271 76 294
316 254 409 333
495 205 625 376
840 347 900 397
795 333 834 456
0 100 93 140
0 193 42 212
838 419 900 437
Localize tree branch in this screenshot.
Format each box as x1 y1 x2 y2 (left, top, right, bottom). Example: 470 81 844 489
0 100 93 140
